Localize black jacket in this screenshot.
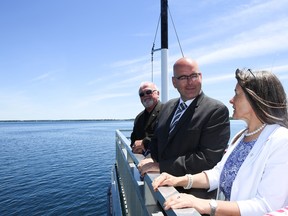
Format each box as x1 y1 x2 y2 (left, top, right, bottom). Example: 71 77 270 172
130 101 163 152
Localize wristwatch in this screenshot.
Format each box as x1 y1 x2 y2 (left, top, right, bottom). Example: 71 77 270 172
209 199 217 216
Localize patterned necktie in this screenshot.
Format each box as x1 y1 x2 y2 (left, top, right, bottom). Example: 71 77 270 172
169 102 187 133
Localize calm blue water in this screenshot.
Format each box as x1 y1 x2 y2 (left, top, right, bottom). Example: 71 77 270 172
0 120 133 216
0 120 245 216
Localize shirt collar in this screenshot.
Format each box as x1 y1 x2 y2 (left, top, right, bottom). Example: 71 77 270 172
179 98 194 107
180 90 202 107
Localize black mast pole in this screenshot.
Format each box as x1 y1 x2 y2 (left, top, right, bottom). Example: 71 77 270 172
160 0 168 102
161 0 168 49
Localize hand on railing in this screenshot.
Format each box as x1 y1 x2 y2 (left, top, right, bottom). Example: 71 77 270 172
131 139 145 154
138 158 160 176
152 172 181 191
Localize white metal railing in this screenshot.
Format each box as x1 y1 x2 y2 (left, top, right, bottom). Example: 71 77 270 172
112 129 201 216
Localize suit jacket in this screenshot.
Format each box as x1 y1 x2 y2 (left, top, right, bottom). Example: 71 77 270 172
151 92 230 199
130 101 163 151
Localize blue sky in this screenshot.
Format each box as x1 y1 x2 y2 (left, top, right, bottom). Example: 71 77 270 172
1 0 288 120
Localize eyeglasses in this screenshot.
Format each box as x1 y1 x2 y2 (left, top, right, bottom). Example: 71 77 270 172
139 89 157 97
175 73 201 81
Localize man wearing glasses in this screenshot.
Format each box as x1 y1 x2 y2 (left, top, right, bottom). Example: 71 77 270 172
130 81 163 156
138 57 230 200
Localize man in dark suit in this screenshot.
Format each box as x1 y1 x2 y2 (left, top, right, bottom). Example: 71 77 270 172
138 58 230 199
130 81 163 156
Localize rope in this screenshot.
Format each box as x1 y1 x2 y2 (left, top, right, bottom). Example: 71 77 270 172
151 14 161 82
150 4 185 81
168 5 184 57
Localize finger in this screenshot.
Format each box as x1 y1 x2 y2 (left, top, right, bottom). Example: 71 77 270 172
164 198 178 210
164 194 182 210
157 174 167 183
153 174 167 190
152 179 160 190
132 145 141 153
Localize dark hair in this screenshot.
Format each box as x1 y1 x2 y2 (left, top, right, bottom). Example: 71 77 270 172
235 68 288 128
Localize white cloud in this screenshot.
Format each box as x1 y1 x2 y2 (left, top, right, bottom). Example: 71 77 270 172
31 72 52 82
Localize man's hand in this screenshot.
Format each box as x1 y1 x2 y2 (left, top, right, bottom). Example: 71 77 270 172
131 140 145 154
138 158 160 176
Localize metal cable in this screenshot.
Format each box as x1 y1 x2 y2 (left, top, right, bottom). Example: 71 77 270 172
151 14 161 82
168 5 184 57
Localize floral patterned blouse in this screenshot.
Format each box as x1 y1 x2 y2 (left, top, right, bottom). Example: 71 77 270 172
219 138 257 200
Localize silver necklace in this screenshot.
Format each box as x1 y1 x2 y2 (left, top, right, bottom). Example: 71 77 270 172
244 124 266 137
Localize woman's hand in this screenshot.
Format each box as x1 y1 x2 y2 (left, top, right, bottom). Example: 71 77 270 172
152 172 180 191
164 193 196 210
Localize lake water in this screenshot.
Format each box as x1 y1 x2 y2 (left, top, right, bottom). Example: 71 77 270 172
0 120 245 215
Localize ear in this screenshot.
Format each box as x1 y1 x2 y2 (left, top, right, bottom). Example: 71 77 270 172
172 77 177 88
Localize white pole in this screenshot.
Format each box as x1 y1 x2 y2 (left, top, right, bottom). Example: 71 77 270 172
161 48 169 103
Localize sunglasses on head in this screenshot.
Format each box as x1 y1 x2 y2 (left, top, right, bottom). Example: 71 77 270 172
139 89 157 97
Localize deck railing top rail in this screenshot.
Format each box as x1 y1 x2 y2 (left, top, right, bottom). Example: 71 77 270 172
113 129 201 216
